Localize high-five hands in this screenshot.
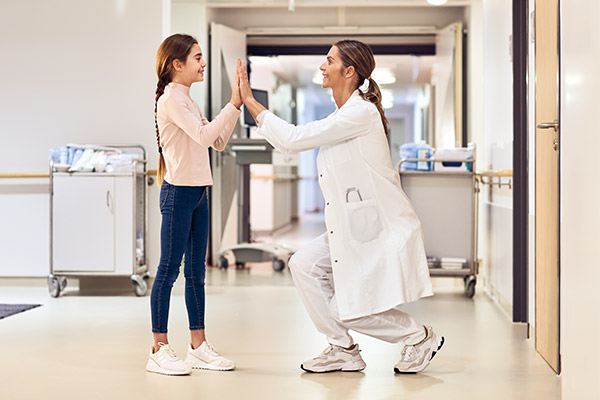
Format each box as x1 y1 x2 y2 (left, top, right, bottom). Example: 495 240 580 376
236 58 267 122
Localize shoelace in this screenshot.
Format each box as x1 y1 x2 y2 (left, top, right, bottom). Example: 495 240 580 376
157 342 178 361
317 345 335 359
203 341 219 356
400 345 416 361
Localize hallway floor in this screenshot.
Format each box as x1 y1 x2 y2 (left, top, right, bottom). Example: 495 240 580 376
0 215 561 400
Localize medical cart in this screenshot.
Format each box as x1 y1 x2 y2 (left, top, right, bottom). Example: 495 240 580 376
397 148 479 298
48 144 149 297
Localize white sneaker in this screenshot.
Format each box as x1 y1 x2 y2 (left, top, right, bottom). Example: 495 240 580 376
301 344 366 373
185 341 236 371
394 326 444 374
146 342 192 376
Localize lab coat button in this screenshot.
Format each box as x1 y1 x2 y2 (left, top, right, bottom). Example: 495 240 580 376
326 202 330 206
334 260 338 263
330 231 333 234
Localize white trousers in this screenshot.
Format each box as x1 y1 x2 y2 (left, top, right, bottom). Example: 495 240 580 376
288 233 426 348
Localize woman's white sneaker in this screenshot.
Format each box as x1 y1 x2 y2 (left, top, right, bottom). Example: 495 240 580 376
394 326 444 374
185 341 236 371
146 342 192 376
301 344 366 373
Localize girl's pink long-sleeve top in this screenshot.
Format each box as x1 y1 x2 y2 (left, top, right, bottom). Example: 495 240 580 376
157 82 241 186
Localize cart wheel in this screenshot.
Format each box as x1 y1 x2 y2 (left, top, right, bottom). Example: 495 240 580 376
133 279 148 297
217 256 229 270
59 277 67 291
272 259 286 272
464 276 476 298
235 262 246 269
48 276 61 298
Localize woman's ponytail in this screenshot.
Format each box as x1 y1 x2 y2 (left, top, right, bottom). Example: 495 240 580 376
361 77 389 136
334 40 389 136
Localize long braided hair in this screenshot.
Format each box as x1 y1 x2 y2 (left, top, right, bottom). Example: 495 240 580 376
334 40 389 136
155 33 198 186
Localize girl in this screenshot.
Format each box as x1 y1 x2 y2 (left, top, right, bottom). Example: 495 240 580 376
146 33 241 376
237 40 444 374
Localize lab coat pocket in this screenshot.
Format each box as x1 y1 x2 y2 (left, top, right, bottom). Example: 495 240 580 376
344 198 383 243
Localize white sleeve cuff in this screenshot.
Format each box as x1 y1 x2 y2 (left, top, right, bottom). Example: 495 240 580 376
256 110 269 127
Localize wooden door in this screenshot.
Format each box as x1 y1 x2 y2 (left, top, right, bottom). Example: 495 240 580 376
535 0 560 373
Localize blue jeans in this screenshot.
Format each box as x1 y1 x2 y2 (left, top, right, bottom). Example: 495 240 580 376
150 181 209 333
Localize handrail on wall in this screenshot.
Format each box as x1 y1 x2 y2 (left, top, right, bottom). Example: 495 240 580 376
0 173 49 179
0 170 159 179
477 169 513 189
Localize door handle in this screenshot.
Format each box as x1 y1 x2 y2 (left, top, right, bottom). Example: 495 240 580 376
536 120 559 132
106 190 113 214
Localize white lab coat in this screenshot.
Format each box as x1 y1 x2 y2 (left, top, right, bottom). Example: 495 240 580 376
257 90 433 320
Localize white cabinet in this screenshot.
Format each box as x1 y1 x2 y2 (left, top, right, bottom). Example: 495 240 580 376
52 175 116 272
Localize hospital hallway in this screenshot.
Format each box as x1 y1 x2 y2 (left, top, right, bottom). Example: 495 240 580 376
0 214 560 400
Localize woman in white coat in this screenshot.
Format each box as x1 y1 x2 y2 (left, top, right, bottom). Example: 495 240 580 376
237 40 444 374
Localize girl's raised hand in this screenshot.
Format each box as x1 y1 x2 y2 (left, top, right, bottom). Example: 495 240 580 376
230 61 242 109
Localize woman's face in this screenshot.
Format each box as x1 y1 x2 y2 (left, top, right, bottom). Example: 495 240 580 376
319 46 348 89
177 43 207 85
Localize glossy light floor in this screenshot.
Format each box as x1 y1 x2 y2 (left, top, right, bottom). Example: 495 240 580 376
0 216 561 400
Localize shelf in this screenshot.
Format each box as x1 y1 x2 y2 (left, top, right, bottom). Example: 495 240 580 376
399 171 474 177
429 268 472 277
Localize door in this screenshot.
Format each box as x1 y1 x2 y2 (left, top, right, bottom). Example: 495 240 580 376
209 23 246 263
53 176 115 272
535 0 560 373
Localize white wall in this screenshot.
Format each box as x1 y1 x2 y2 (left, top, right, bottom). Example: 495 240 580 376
475 0 514 312
560 1 600 397
0 0 164 276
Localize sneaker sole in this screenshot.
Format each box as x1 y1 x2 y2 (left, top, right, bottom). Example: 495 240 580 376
186 356 235 371
300 361 366 373
394 336 445 374
146 361 192 376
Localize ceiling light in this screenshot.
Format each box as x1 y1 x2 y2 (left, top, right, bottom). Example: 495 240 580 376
372 68 396 85
427 0 448 5
312 68 396 86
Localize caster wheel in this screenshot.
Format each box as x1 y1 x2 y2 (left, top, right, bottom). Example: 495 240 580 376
59 277 67 291
464 276 476 298
48 276 61 298
133 279 148 297
235 262 246 269
272 259 286 272
217 256 229 270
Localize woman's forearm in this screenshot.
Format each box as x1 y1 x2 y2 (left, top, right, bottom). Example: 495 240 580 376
245 97 267 123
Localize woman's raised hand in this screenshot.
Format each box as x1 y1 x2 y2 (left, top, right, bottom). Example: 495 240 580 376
237 59 254 103
230 61 242 109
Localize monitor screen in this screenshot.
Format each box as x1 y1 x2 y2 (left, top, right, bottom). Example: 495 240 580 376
243 89 269 127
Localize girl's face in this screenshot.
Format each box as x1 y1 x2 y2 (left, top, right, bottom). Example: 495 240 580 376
319 46 350 90
175 43 207 85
